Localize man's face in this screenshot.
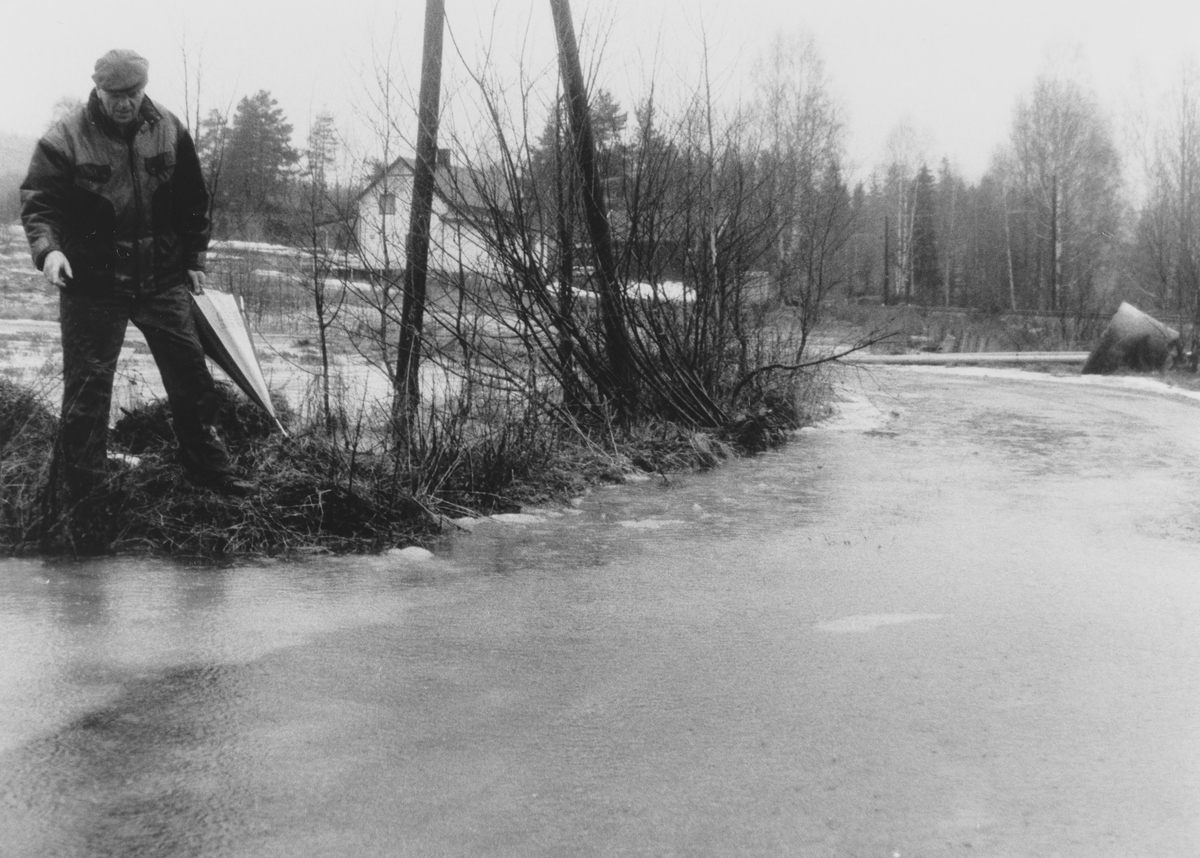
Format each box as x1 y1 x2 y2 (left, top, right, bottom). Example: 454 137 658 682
97 87 146 127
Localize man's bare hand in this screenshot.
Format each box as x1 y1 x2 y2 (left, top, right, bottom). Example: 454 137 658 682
187 270 206 295
42 250 73 289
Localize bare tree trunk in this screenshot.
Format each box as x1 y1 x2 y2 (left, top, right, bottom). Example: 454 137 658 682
1003 186 1018 312
1178 114 1189 324
882 215 890 306
902 185 915 304
179 37 202 138
1049 173 1059 312
549 0 638 418
394 0 445 436
309 224 344 437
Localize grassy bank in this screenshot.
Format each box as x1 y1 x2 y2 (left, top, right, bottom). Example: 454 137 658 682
1 238 854 557
0 368 828 558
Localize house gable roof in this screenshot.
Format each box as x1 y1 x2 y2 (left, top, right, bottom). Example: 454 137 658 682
356 154 493 218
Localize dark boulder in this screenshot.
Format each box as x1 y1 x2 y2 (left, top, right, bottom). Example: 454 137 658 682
1081 302 1180 375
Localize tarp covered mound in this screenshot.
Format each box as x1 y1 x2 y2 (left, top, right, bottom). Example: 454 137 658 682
191 289 286 434
1081 302 1180 375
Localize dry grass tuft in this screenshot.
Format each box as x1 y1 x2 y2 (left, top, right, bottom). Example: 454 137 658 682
0 379 56 548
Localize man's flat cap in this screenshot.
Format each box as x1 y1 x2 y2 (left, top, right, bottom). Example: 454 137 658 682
92 49 149 92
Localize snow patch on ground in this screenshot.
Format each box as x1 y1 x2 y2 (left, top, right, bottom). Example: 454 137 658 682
485 513 546 526
617 519 688 530
519 508 564 518
814 365 1200 437
209 239 305 258
252 268 297 280
628 280 691 303
899 365 1200 405
385 546 435 562
326 278 376 293
810 391 893 433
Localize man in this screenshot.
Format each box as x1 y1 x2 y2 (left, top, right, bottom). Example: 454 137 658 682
21 49 253 544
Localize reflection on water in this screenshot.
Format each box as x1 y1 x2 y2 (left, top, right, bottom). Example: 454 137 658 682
815 613 947 633
0 427 844 856
3 663 257 857
0 557 427 857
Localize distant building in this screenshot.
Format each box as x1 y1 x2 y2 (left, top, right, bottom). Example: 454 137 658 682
329 149 498 277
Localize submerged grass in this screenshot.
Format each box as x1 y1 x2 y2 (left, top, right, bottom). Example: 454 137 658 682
0 368 816 558
0 244 829 556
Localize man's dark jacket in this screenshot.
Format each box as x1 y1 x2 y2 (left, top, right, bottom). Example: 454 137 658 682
20 91 209 295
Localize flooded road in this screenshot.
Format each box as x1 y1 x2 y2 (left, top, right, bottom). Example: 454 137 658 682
3 367 1200 856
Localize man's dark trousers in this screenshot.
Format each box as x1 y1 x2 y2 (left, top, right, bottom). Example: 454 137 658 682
59 283 233 502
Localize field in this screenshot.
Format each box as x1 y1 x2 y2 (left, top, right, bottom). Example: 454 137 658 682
0 226 402 424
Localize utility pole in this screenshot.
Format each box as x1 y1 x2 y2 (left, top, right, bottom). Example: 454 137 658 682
549 0 638 418
394 0 445 437
551 97 582 416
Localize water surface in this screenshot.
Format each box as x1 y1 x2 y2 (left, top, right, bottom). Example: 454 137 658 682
3 368 1200 856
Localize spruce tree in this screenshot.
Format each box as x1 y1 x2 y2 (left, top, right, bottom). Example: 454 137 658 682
222 91 300 240
910 163 941 305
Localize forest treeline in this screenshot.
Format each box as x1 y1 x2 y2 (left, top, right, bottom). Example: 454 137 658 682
4 37 1200 333
144 48 1200 346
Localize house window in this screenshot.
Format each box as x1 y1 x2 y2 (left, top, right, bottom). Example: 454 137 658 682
380 192 396 215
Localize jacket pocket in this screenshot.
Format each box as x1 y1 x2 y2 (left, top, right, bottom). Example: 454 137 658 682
74 162 112 195
144 153 175 180
76 163 112 182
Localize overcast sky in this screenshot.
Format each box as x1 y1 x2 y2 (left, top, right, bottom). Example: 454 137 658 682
3 0 1199 182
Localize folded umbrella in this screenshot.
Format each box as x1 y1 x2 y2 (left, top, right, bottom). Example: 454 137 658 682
191 289 286 434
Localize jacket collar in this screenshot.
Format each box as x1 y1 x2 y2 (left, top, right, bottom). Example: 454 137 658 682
86 89 163 137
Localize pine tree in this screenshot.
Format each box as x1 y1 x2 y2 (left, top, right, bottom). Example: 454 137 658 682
531 88 628 201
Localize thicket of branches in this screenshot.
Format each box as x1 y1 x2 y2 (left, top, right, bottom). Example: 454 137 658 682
221 17 873 461
299 25 871 445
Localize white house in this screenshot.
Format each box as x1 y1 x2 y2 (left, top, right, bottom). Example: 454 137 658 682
339 151 498 277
